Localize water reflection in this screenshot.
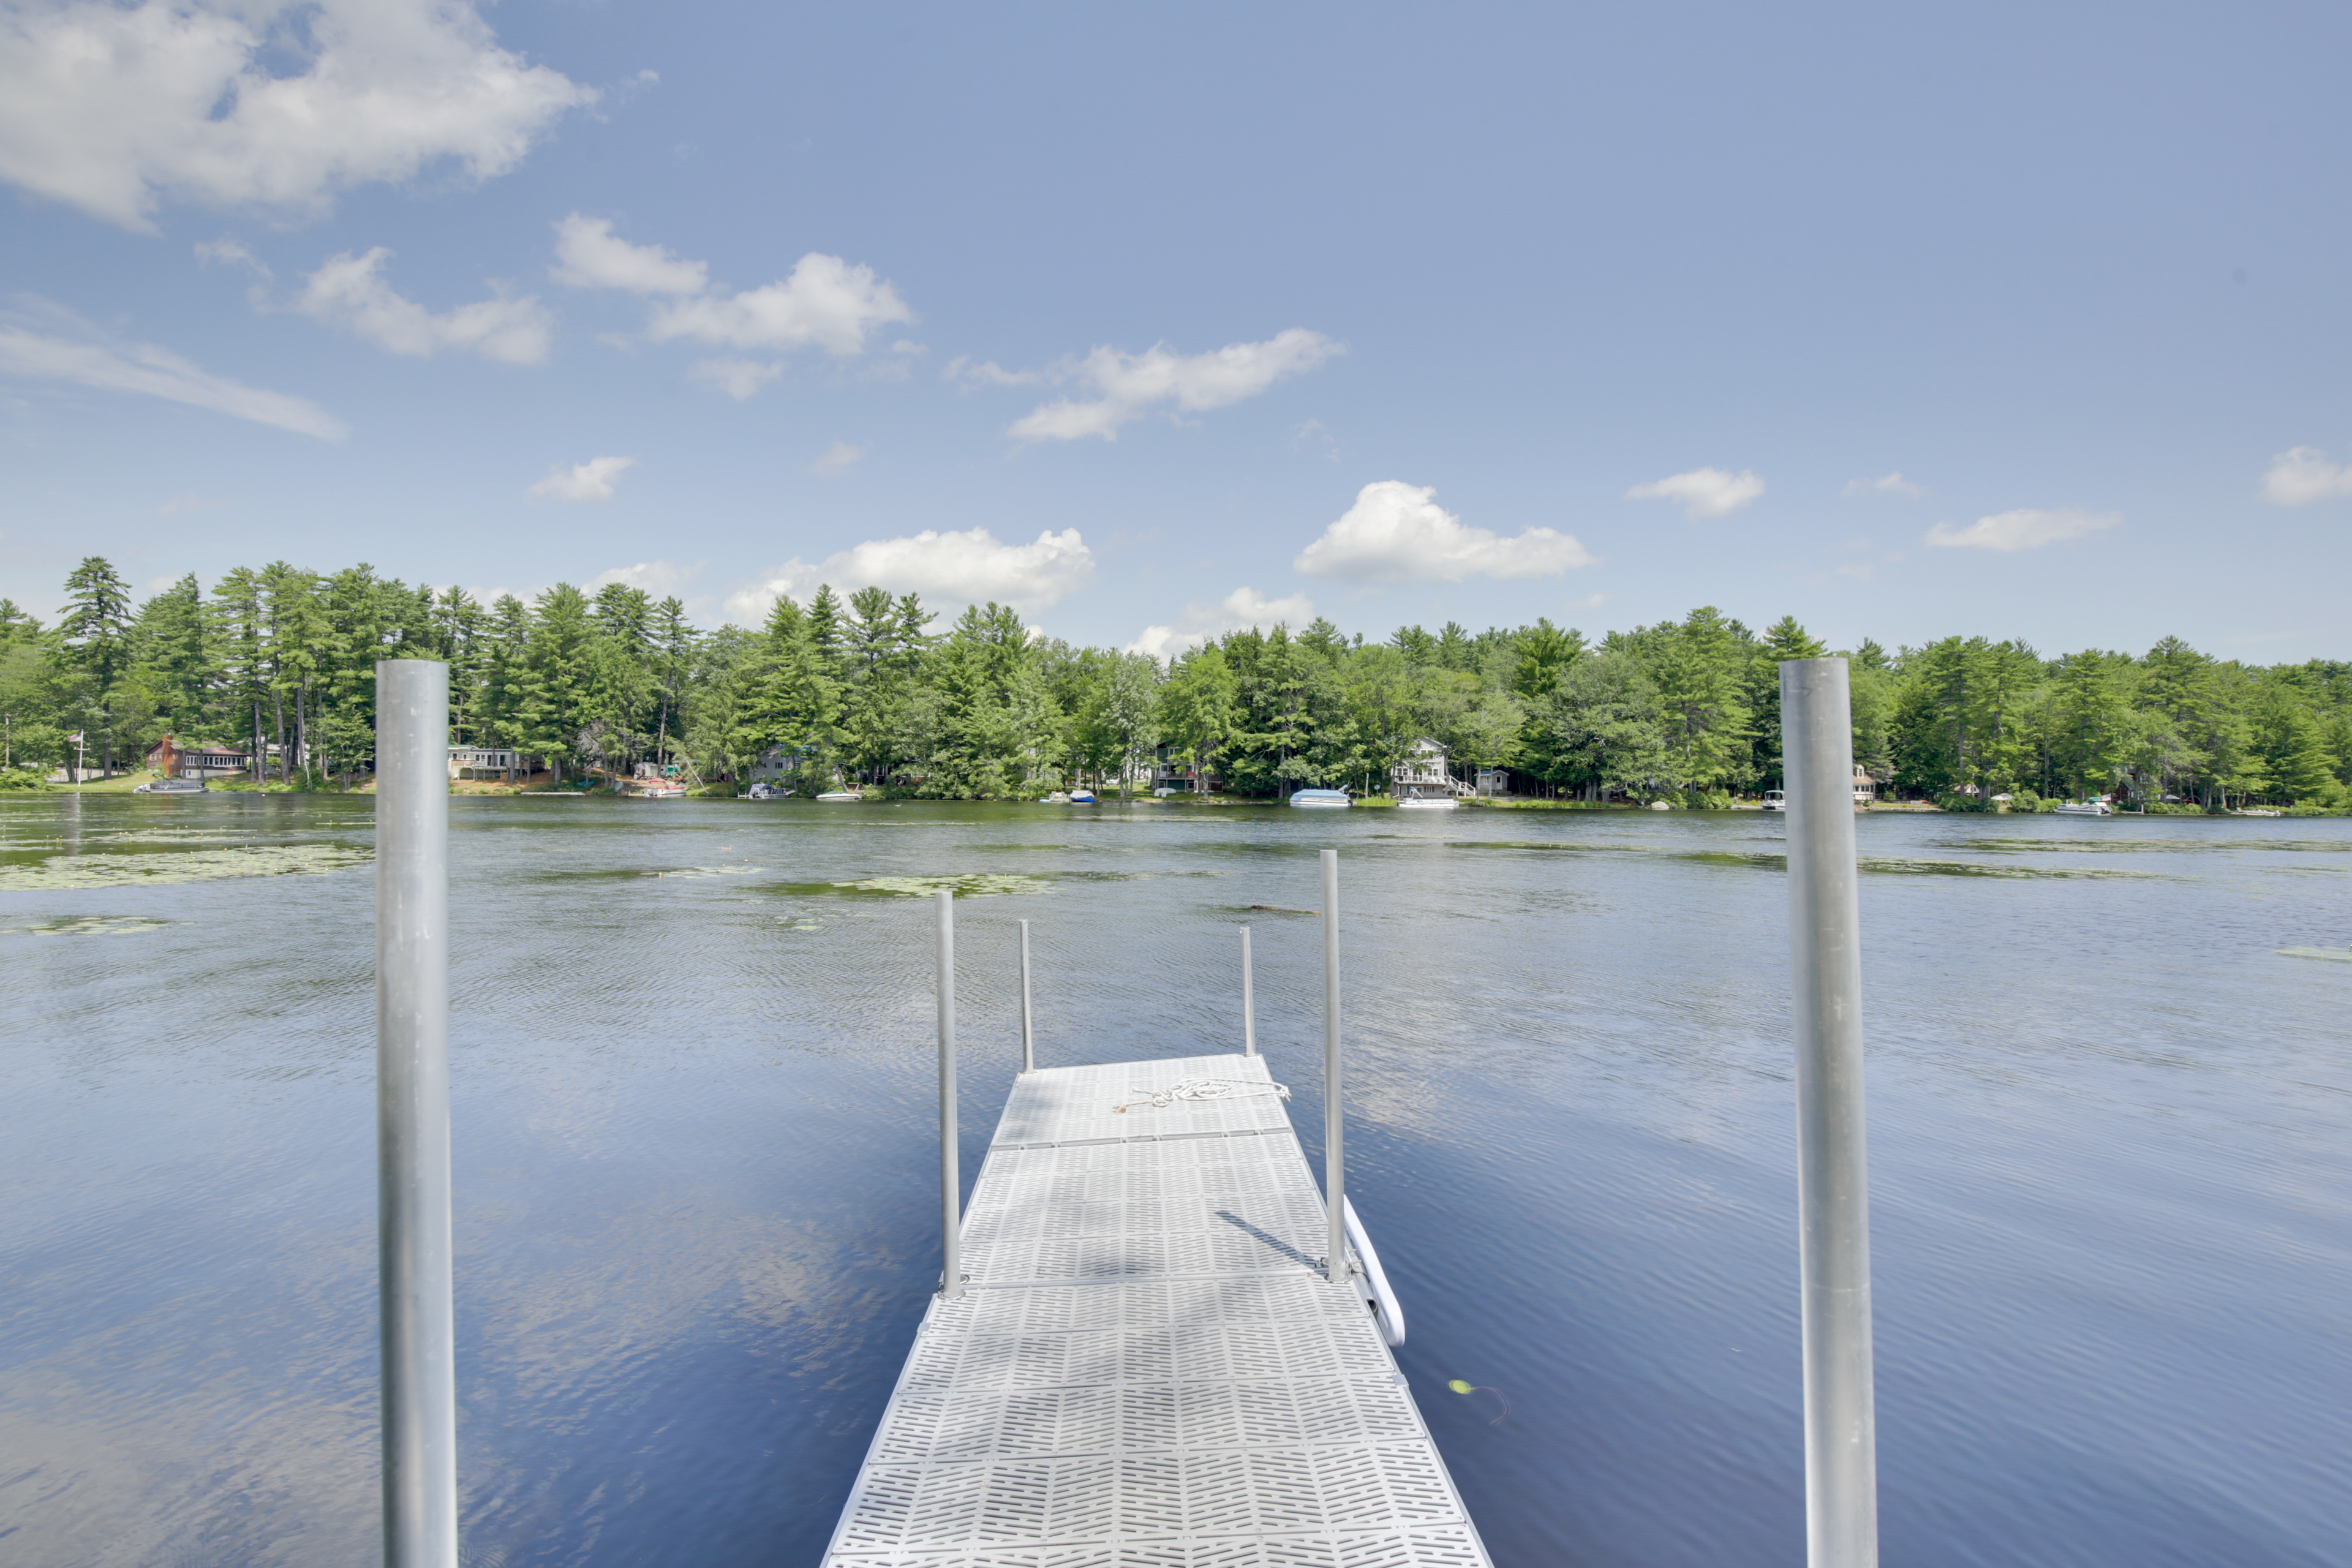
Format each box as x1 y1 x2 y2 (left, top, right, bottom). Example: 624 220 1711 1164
0 796 2346 1566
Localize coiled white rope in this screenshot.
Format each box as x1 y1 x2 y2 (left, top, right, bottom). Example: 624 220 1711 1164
1113 1077 1291 1114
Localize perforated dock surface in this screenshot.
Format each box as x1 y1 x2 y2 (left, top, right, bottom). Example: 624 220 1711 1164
823 1053 1493 1568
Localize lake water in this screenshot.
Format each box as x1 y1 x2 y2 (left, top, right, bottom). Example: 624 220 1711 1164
2 793 2347 1567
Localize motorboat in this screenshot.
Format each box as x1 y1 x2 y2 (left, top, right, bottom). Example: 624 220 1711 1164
1067 790 1097 804
2051 799 2112 817
1760 788 1786 812
2233 807 2282 818
1040 791 1070 804
816 790 862 803
747 782 786 801
133 777 208 794
1288 788 1351 809
631 781 688 799
1395 784 1457 810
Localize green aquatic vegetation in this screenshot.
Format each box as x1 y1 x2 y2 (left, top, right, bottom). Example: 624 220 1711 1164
777 873 1051 898
1 914 169 936
2278 946 2352 963
0 843 372 891
1437 839 2154 878
1953 837 2350 854
1856 856 2153 880
652 865 765 879
1433 839 1655 854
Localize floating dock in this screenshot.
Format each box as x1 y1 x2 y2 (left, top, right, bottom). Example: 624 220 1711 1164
823 1051 1493 1566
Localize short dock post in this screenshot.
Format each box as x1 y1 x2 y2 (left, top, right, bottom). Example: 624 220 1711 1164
375 658 456 1568
1240 924 1256 1057
1320 850 1345 1285
937 891 963 1300
1781 657 1879 1568
1018 919 1035 1073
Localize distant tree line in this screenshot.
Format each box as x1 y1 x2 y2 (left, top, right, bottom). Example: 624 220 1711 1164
3 556 2346 810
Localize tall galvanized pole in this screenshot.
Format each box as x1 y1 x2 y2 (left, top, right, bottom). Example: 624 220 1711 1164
937 892 963 1300
1321 850 1346 1285
1239 925 1256 1057
1781 657 1879 1568
376 658 455 1568
1018 919 1035 1073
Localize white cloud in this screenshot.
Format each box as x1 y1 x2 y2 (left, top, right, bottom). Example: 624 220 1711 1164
945 355 1045 387
194 236 269 278
549 214 707 295
1293 480 1593 584
0 0 593 231
690 358 783 399
1128 585 1317 661
550 217 914 383
297 249 550 364
527 456 635 503
586 559 699 595
1843 471 1925 499
649 252 913 355
0 300 345 439
1005 329 1343 442
2260 447 2352 505
1924 507 2120 552
1626 466 1766 519
810 440 865 475
727 527 1093 624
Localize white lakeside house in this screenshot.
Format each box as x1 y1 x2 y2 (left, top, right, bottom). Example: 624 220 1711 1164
1391 737 1461 801
448 746 521 781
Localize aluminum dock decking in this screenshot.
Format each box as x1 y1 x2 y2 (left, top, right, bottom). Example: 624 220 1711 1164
823 1052 1493 1567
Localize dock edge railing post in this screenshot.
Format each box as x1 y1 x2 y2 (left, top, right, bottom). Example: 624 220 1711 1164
1321 850 1345 1285
376 658 456 1568
1240 924 1256 1057
937 891 963 1300
1018 919 1035 1074
1781 657 1880 1568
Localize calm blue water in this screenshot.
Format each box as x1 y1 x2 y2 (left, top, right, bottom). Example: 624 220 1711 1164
2 794 2347 1567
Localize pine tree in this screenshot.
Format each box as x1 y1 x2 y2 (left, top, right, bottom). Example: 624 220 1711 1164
58 556 134 774
135 574 216 742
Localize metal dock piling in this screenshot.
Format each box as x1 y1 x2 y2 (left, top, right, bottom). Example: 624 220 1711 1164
823 1049 1490 1566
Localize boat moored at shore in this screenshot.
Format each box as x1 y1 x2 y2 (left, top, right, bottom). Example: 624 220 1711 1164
1289 788 1351 808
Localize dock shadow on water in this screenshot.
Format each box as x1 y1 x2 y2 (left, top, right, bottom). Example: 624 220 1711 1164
1 794 2348 1568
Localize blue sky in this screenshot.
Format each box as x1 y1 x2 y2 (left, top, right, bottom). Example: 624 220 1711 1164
2 1 2348 660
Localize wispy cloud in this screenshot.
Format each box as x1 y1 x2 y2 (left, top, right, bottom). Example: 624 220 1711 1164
810 440 865 475
551 214 707 295
1924 507 2119 551
997 330 1343 442
527 456 635 502
1626 467 1765 519
552 214 913 386
298 249 550 364
1843 471 1924 499
1129 586 1319 660
0 298 345 439
2260 447 2352 505
728 527 1093 624
0 0 594 230
586 559 699 595
1294 481 1593 584
689 358 783 399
